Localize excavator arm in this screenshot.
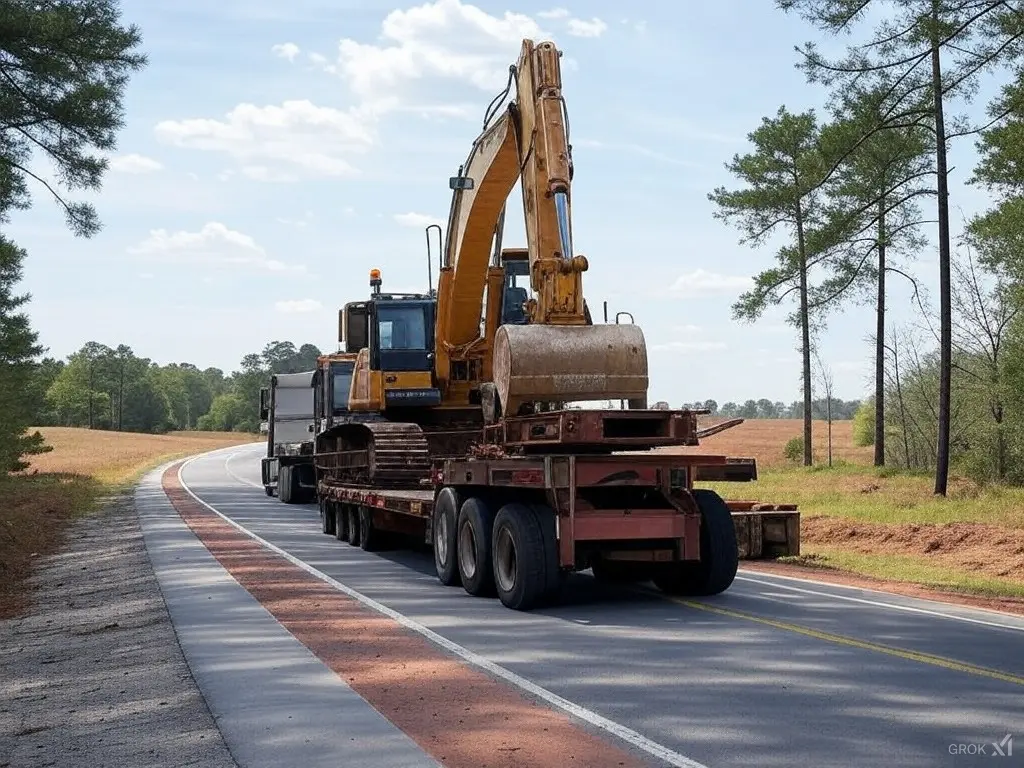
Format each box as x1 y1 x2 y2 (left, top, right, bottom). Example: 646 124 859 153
435 39 648 417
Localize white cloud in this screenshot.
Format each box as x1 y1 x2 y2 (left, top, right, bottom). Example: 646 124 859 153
271 42 300 61
567 17 607 37
669 269 753 298
154 100 374 179
275 299 323 313
320 0 544 110
109 153 163 173
576 138 695 167
127 221 305 273
394 211 444 227
538 8 569 18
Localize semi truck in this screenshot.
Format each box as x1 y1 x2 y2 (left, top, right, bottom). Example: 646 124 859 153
259 370 318 503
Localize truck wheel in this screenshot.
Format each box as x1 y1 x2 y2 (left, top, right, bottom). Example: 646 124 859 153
334 503 348 541
347 506 361 547
320 499 335 535
527 503 563 603
359 507 381 551
492 503 548 611
264 486 274 497
278 465 292 504
653 489 738 596
457 497 495 596
432 488 461 586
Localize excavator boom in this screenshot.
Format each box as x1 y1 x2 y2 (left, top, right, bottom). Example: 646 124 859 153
437 39 649 416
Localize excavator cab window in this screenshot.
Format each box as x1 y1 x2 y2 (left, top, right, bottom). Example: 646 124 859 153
370 300 434 372
501 256 531 325
329 360 354 415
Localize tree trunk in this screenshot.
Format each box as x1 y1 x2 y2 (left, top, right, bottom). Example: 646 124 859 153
875 198 886 466
931 15 952 496
796 202 812 466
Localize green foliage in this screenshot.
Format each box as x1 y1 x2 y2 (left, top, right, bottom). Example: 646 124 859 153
852 399 875 446
196 393 248 432
783 436 805 463
0 237 51 473
0 0 147 235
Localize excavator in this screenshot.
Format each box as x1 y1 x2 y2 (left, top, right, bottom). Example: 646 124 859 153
317 38 650 488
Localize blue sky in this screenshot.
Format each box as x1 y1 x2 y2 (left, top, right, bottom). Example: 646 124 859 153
7 0 1006 405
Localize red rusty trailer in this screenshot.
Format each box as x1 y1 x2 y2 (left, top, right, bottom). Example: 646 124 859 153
315 408 799 611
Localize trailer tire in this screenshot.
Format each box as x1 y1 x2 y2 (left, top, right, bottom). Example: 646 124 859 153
527 503 563 603
347 506 361 547
457 497 496 596
320 499 335 535
492 503 547 611
432 488 461 586
359 507 381 551
334 503 348 541
653 489 738 596
264 485 274 497
278 465 293 504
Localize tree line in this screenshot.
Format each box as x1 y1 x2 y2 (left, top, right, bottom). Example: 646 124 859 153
30 341 324 436
677 399 861 420
711 1 1024 491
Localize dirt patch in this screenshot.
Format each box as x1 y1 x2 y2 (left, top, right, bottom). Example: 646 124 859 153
0 474 99 619
161 464 650 768
802 516 1024 583
0 493 235 768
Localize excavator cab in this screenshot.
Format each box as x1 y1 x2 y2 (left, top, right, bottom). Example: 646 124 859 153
339 269 441 412
499 249 531 325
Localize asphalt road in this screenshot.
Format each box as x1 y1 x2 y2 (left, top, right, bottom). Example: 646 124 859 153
181 443 1024 768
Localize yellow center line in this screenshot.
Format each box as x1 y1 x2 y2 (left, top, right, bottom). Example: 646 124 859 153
650 591 1024 687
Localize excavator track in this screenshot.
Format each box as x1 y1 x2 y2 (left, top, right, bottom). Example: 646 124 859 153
322 421 432 490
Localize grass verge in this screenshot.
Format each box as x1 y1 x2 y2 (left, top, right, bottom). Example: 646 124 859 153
0 428 259 619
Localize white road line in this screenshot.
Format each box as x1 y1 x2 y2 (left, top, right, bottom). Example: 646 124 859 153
176 456 707 768
224 450 264 489
734 575 1024 632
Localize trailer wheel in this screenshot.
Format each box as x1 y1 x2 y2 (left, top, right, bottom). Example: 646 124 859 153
320 499 335 535
492 503 549 611
527 503 563 603
347 506 361 547
653 489 738 596
432 488 461 586
278 465 293 504
457 497 496 596
264 485 274 497
334 503 348 541
359 507 382 551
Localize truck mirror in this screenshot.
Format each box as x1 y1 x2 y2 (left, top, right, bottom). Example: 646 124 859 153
259 387 269 420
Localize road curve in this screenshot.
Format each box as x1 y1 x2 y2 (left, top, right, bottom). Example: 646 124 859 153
178 443 1024 768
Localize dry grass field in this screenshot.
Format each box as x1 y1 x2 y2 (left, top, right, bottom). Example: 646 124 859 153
1 427 259 618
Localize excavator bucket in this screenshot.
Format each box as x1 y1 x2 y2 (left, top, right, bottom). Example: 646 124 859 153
492 323 649 415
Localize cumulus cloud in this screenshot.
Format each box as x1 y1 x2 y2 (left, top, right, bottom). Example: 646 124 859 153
567 17 607 37
154 100 374 179
127 222 304 273
394 211 444 227
271 42 300 60
669 269 753 298
275 299 323 313
109 153 163 173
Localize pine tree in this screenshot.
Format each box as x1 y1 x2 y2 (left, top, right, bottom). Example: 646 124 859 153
0 236 50 473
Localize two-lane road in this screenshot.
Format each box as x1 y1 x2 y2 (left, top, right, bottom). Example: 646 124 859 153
181 443 1024 767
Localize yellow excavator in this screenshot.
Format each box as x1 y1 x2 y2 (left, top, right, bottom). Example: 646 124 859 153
320 38 650 487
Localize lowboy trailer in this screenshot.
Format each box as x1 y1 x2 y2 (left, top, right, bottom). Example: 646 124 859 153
314 408 800 611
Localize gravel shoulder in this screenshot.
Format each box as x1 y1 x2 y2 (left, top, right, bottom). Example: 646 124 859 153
0 490 237 768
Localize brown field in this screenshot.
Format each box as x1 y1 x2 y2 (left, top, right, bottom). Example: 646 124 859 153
671 417 873 469
1 427 259 618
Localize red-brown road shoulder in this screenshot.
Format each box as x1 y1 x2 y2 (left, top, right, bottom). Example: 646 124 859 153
161 463 651 768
